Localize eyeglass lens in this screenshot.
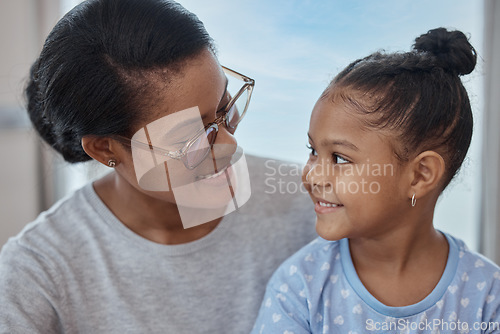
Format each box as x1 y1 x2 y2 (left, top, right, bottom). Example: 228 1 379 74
225 76 250 130
185 76 250 169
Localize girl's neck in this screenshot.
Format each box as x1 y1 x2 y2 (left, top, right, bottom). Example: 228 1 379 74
93 172 221 245
348 222 449 307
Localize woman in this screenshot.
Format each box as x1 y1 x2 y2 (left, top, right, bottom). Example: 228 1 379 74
0 0 316 333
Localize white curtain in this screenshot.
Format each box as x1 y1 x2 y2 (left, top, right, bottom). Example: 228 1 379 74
480 0 500 263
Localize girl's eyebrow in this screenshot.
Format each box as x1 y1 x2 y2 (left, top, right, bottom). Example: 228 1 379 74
307 133 359 151
327 139 359 152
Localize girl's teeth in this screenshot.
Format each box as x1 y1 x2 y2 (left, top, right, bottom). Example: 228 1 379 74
319 201 338 208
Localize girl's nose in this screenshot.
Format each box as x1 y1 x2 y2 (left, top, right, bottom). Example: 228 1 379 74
304 160 332 188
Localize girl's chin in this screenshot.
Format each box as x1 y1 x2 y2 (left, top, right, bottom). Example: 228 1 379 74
315 218 347 241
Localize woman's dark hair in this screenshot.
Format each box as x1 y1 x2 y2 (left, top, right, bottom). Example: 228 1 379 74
26 0 214 163
327 27 477 188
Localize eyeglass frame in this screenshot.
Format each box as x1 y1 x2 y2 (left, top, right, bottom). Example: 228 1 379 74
112 66 255 170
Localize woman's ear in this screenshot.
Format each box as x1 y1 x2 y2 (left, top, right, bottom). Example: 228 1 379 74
81 136 120 167
408 150 446 199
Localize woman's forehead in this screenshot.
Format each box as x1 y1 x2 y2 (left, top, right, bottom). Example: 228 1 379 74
134 51 226 126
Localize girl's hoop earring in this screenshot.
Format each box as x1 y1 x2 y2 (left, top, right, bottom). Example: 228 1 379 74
108 159 117 168
411 193 417 207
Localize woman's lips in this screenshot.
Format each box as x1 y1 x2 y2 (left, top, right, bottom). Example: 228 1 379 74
195 165 232 188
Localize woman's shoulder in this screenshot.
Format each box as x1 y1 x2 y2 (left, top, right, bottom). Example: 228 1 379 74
1 183 99 262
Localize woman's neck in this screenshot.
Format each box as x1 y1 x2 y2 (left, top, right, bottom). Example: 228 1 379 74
93 172 221 245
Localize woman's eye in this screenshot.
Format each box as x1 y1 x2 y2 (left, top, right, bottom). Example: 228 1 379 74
334 154 350 164
306 144 317 156
216 103 228 115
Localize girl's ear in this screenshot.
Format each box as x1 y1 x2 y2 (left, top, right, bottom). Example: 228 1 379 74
81 136 120 167
407 150 446 199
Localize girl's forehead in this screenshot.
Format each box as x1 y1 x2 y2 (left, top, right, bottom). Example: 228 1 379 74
309 95 401 156
311 96 368 132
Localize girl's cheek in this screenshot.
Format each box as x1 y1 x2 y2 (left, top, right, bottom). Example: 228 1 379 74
301 164 313 193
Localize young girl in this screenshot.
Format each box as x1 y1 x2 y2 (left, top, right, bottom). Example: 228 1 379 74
252 28 500 333
0 0 317 333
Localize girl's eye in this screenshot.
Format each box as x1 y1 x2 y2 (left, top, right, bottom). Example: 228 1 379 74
306 144 317 156
334 154 350 164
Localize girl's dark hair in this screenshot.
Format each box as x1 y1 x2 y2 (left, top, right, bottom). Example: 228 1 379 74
328 27 477 188
26 0 214 163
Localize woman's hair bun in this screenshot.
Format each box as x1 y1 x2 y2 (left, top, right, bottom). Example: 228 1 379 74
413 27 476 75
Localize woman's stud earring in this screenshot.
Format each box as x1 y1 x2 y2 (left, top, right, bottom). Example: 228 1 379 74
108 159 117 168
411 193 417 207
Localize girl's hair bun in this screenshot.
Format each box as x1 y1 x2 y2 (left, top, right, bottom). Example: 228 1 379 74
413 27 476 75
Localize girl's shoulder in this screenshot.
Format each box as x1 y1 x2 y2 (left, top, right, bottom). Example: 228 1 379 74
448 233 500 272
268 237 342 288
446 233 500 288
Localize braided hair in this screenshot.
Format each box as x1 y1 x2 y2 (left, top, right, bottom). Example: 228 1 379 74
325 27 477 188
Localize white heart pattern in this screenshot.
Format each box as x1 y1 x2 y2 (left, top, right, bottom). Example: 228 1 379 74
448 311 457 322
320 262 330 271
265 298 272 308
475 259 485 268
448 285 458 294
316 313 323 323
305 253 314 262
276 293 286 302
487 295 496 304
330 275 339 284
280 284 289 293
436 300 444 309
352 304 362 314
477 281 486 291
333 315 344 325
305 274 313 283
272 313 281 323
461 298 469 308
289 265 298 276
341 289 350 299
461 272 469 282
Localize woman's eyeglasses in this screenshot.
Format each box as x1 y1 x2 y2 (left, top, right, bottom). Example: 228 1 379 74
113 66 254 170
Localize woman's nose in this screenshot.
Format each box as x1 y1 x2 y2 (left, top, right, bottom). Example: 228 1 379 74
210 126 237 170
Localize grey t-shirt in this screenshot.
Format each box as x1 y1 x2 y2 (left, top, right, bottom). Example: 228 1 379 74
0 155 317 334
